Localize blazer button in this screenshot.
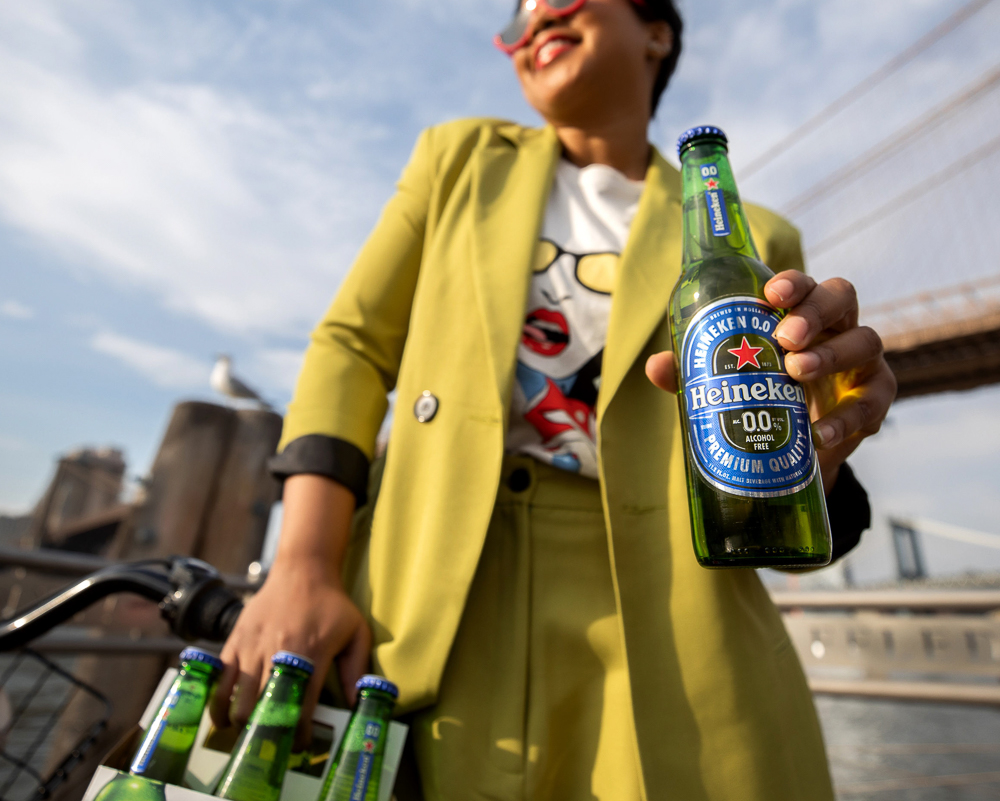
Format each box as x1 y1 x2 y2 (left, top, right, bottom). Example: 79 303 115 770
507 468 531 493
414 391 439 423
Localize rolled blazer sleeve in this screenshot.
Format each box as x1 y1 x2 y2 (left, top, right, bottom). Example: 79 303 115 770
271 128 436 502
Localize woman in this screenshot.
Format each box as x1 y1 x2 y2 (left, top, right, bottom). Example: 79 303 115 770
210 1 896 798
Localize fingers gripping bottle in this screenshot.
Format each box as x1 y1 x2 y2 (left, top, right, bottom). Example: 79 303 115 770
317 675 398 801
670 126 832 568
129 647 224 785
214 651 314 801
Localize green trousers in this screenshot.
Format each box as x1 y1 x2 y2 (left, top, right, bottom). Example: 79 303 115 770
388 455 833 801
400 456 642 800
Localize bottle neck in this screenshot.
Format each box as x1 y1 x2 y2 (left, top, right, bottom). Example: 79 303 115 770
356 688 395 718
179 659 218 684
251 664 310 713
679 141 759 268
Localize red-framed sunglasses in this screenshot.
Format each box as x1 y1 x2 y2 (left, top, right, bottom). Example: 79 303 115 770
494 0 646 55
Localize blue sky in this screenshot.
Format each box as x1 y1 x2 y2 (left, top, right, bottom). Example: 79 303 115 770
2 0 998 582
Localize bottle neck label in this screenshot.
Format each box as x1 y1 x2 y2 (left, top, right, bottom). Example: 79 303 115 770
131 686 180 774
349 721 382 800
680 297 816 497
699 163 731 236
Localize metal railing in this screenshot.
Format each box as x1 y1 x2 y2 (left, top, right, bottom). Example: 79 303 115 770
773 588 1000 706
772 588 1000 612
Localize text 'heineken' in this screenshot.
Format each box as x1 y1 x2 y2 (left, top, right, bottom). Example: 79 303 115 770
317 675 397 801
130 647 223 784
214 651 313 801
670 126 832 568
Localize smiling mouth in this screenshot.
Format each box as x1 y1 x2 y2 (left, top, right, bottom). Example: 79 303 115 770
535 36 576 69
523 308 569 356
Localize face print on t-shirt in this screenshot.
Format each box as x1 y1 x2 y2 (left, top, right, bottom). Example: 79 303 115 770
511 238 616 476
506 157 642 480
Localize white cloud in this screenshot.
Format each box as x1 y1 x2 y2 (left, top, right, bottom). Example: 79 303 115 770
0 4 390 340
0 300 34 320
91 330 209 389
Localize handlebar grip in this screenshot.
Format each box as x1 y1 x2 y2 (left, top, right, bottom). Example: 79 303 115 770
218 598 244 640
171 579 243 642
174 583 244 642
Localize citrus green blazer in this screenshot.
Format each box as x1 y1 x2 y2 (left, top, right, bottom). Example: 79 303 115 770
278 119 832 800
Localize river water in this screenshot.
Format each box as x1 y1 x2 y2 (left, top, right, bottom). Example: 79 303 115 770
818 696 1000 799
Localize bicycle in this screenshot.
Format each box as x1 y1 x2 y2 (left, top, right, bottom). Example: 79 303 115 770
0 554 245 801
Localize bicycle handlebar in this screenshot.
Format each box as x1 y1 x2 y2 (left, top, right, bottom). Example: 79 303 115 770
0 555 245 651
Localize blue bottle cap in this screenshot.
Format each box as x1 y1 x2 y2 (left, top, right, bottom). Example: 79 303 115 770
179 647 224 672
271 650 315 675
356 674 399 698
677 125 729 157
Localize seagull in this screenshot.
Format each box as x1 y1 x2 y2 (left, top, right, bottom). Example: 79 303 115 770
210 355 271 408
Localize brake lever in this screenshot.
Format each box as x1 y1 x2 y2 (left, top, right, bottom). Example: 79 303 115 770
158 557 244 642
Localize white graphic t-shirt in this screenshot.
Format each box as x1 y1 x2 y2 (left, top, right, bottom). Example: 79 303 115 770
506 159 644 478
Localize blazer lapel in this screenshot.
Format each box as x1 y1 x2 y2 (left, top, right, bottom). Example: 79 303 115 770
470 124 561 410
598 148 683 421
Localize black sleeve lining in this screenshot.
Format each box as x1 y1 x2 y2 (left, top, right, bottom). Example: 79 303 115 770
827 462 871 562
269 434 370 506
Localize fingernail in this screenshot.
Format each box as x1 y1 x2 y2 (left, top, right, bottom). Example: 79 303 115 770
770 278 795 303
813 423 836 447
776 317 808 346
787 351 821 377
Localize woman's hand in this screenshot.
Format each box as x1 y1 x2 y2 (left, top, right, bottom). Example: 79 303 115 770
209 562 371 750
645 271 897 491
208 473 368 750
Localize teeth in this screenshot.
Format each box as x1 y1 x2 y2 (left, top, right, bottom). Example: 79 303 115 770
538 38 572 65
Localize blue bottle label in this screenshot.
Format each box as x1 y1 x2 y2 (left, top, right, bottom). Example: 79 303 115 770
700 163 730 236
131 686 180 774
349 721 382 800
679 297 816 498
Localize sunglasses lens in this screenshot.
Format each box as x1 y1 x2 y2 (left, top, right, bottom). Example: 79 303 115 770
497 9 530 47
496 0 584 51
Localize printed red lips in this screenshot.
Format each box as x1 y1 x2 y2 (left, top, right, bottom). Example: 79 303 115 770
522 308 569 356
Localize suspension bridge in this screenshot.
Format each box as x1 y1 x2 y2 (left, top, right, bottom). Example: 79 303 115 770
739 0 1000 401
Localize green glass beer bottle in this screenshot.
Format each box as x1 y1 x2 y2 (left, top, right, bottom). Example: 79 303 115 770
317 676 397 801
214 651 313 801
93 774 168 801
130 647 223 784
669 125 832 568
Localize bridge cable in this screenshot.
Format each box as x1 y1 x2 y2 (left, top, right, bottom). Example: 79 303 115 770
740 0 996 180
863 273 1000 320
782 63 1000 217
806 131 1000 258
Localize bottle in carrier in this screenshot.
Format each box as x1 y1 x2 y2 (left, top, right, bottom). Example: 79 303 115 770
93 775 168 801
316 675 398 801
213 651 313 801
130 647 224 784
669 125 832 568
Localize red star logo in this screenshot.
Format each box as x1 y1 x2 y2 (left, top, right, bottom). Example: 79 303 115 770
727 336 764 370
705 178 719 190
364 741 375 752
